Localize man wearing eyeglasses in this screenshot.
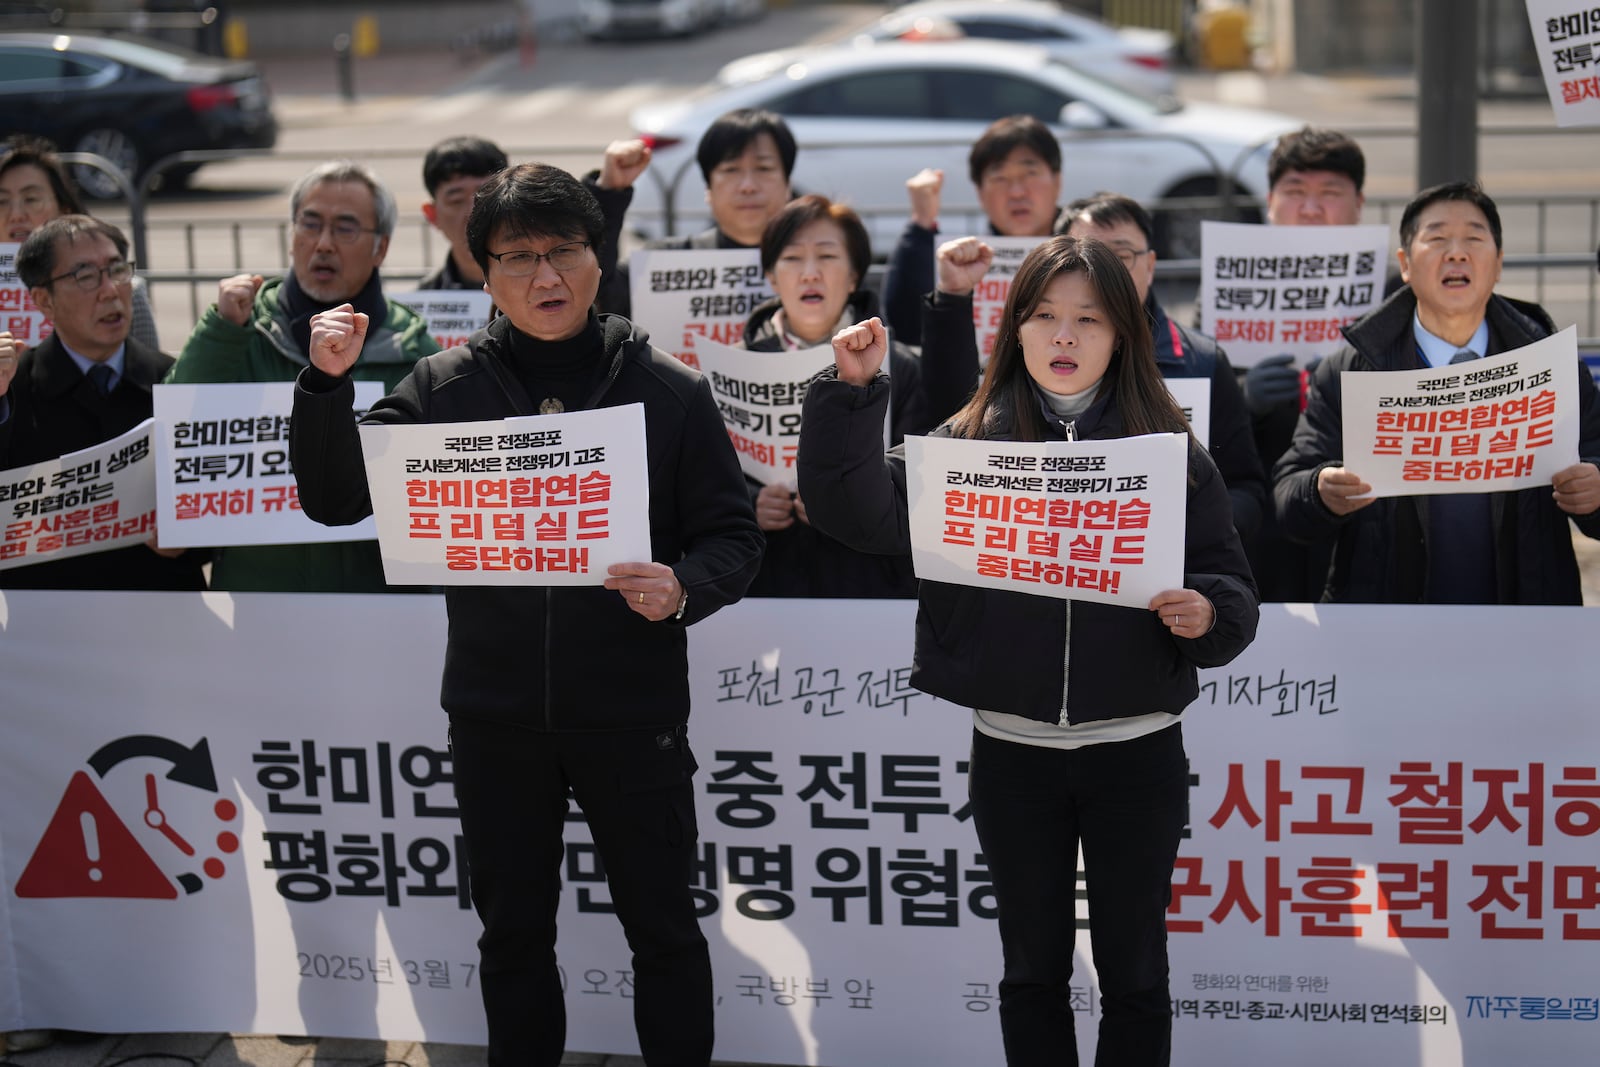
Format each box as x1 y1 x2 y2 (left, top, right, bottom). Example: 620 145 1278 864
290 162 762 1066
0 215 205 590
166 160 439 592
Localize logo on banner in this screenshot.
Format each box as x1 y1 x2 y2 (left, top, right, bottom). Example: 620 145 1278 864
15 735 240 900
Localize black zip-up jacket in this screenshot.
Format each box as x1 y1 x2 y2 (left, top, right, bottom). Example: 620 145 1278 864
289 313 764 730
1273 287 1600 604
797 369 1259 725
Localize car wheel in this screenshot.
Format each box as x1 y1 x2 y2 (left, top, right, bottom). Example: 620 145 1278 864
71 128 141 200
1151 177 1262 261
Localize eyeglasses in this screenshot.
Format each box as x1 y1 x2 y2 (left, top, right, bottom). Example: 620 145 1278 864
1113 247 1152 269
47 259 135 291
486 241 591 276
293 213 380 246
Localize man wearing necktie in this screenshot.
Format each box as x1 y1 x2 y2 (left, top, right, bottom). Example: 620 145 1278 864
1272 181 1600 604
0 215 205 590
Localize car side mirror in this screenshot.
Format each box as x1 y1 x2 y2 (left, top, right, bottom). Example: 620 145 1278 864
1059 101 1108 130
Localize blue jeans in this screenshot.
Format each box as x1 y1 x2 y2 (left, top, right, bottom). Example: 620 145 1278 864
969 723 1189 1067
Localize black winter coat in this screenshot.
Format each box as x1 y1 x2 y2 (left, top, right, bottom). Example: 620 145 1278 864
797 370 1259 725
0 334 207 590
290 313 764 730
1273 287 1600 604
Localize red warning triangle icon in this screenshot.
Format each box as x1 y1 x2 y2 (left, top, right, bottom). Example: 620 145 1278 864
15 771 176 899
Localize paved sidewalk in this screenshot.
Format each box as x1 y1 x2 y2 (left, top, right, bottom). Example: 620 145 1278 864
0 1031 793 1066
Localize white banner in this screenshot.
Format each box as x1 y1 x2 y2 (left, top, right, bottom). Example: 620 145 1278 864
1339 327 1581 497
0 242 52 349
1199 222 1390 368
1 595 1597 1067
693 337 835 486
358 405 651 585
389 290 494 352
628 248 773 370
153 382 383 548
904 432 1187 608
1166 377 1212 447
1526 0 1600 126
0 420 156 570
967 235 1045 365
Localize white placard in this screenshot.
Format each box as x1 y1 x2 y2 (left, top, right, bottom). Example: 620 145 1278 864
967 235 1046 365
1199 222 1391 368
1525 0 1600 126
693 337 835 486
3 594 1598 1067
153 382 383 548
0 419 155 570
0 242 52 348
628 248 773 370
1339 327 1582 497
1166 376 1213 447
358 405 651 585
389 290 494 351
904 432 1187 607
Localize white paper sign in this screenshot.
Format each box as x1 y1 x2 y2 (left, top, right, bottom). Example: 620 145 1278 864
1199 222 1390 368
1339 327 1582 497
390 290 494 351
904 432 1187 607
967 235 1046 364
0 242 52 347
358 405 651 585
0 420 156 570
153 382 383 548
692 337 835 486
1165 376 1212 447
628 248 773 370
1526 0 1600 126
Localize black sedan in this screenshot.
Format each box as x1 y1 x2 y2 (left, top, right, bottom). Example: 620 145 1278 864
0 30 277 197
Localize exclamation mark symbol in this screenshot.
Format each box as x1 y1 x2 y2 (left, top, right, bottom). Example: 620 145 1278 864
81 810 103 883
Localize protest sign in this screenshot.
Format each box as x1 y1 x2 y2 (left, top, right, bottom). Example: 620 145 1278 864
1525 0 1600 125
629 248 773 369
694 337 835 485
967 235 1046 364
0 243 51 348
0 420 155 570
389 290 494 351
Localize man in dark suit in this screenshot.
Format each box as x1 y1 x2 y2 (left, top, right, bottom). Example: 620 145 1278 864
0 214 205 589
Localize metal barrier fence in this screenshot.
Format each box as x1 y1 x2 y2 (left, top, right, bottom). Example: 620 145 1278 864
64 129 1600 349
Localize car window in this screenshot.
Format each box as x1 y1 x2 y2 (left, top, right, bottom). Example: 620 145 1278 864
936 69 1073 124
771 70 935 120
957 17 1070 41
0 47 104 82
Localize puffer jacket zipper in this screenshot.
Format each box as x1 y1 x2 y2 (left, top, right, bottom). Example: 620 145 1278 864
1059 418 1076 725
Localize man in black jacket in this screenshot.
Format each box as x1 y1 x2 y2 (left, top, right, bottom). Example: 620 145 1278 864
0 215 205 590
415 136 508 291
289 164 763 1066
1274 181 1600 603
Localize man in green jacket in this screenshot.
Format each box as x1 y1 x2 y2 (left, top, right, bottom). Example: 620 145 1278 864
166 160 439 592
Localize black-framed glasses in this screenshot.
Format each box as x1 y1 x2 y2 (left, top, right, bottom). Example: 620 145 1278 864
293 213 380 246
487 241 591 276
1113 247 1153 269
48 259 135 291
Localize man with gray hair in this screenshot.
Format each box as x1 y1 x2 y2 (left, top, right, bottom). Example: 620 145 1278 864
167 160 439 591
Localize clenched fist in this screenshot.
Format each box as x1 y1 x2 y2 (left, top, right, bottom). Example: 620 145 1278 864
217 273 265 327
308 305 370 378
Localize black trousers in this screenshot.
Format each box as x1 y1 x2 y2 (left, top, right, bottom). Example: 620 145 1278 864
969 723 1189 1067
448 717 713 1067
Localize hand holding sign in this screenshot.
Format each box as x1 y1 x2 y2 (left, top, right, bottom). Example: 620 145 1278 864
217 273 265 328
935 237 994 298
600 138 652 191
0 331 17 398
308 304 369 378
1148 588 1215 640
1552 462 1600 515
1317 466 1375 515
604 561 684 622
755 482 797 531
907 167 944 230
832 317 888 388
